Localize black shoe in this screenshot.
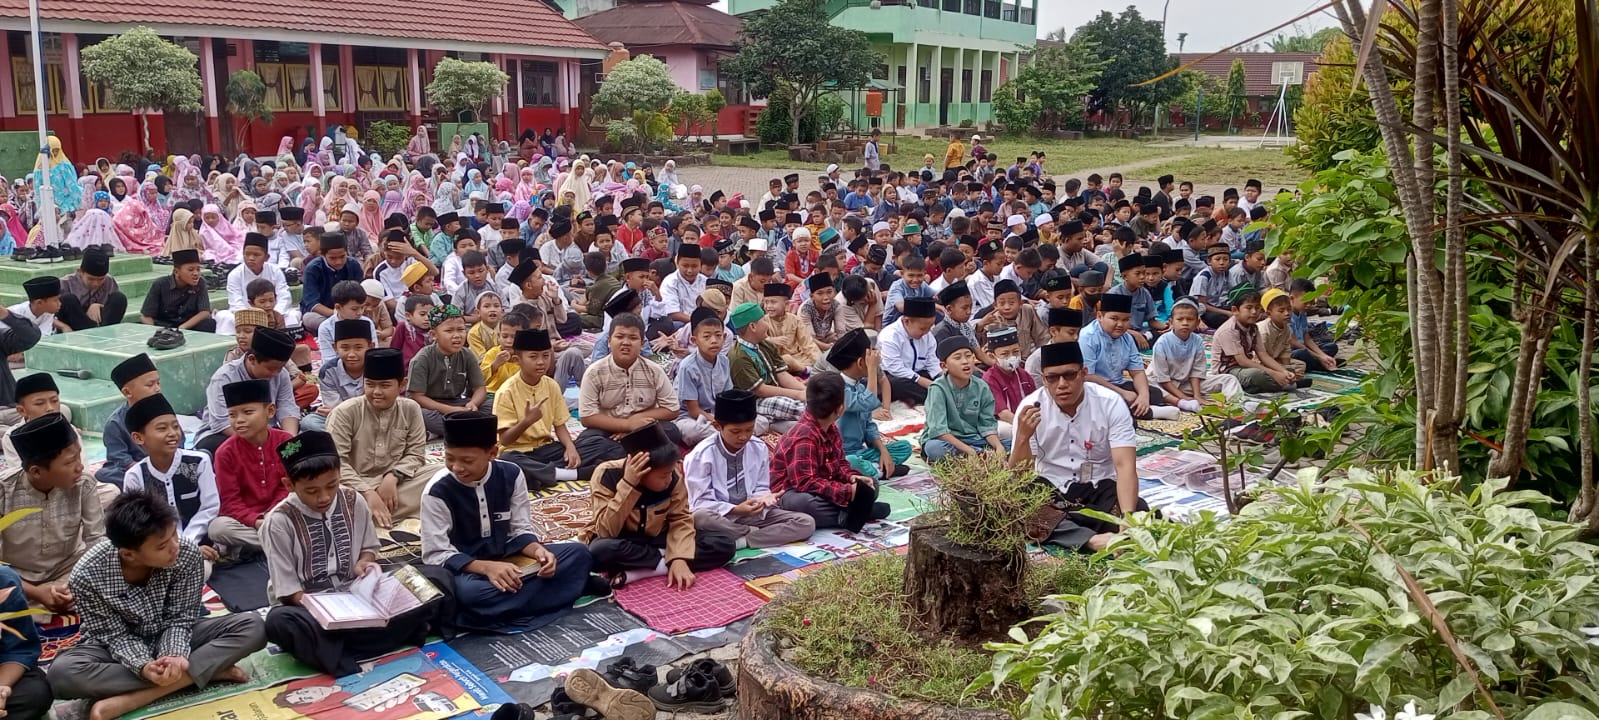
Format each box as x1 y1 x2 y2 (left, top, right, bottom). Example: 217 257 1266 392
489 702 537 720
153 254 173 265
581 573 614 600
601 656 658 694
60 246 81 261
647 668 725 713
10 248 31 261
148 327 186 350
548 687 584 716
675 658 734 698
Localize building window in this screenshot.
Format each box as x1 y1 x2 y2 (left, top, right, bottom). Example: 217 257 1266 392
942 0 960 9
980 69 993 101
1001 3 1016 21
961 69 973 102
897 65 907 99
963 0 980 14
716 70 746 105
521 60 558 107
354 65 408 111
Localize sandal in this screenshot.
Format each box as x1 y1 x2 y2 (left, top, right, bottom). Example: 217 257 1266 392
562 668 654 720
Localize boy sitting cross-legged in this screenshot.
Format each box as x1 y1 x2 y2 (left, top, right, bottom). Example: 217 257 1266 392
772 372 890 532
494 329 623 489
409 304 486 439
1147 299 1243 410
420 412 593 632
262 430 456 676
209 379 293 559
682 390 816 550
123 393 221 564
48 491 266 719
920 336 1009 463
326 349 434 528
97 354 160 490
583 421 737 589
825 329 912 479
302 319 372 433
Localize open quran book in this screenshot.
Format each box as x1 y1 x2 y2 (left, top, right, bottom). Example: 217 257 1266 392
302 565 443 630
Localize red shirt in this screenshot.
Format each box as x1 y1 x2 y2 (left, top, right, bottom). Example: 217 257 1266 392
770 411 856 506
393 320 431 367
983 365 1039 417
214 428 294 528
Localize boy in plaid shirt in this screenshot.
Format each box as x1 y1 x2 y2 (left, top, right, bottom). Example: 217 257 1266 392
771 372 890 533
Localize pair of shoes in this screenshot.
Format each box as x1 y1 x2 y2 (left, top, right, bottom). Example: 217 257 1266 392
153 255 173 265
60 245 82 261
648 658 734 712
147 327 186 350
29 246 61 263
9 248 31 261
601 657 658 693
561 668 653 720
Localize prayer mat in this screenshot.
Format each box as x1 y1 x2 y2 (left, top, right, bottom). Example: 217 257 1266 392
760 431 784 453
875 484 933 522
526 490 591 542
1135 429 1181 455
613 567 766 634
37 614 81 665
1139 413 1203 438
1307 372 1362 395
206 558 271 613
121 646 320 720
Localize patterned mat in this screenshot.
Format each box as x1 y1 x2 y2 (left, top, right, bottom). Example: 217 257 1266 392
527 490 591 542
612 567 766 634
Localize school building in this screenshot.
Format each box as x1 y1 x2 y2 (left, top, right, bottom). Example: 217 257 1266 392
727 0 1039 131
0 0 610 161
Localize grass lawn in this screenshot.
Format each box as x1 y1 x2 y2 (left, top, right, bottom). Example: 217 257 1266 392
711 135 1307 188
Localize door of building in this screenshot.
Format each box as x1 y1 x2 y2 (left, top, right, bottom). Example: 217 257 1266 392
164 110 209 156
939 68 954 126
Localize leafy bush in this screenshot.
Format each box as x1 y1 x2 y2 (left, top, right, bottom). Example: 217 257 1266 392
754 88 820 145
365 121 413 159
984 470 1599 719
604 120 637 151
991 81 1042 135
592 56 677 122
1287 34 1384 172
426 58 509 120
666 92 712 142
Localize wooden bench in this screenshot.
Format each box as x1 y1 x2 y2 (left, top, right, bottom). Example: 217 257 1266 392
716 138 762 156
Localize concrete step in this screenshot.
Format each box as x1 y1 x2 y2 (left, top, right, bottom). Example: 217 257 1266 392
0 270 170 308
24 323 237 417
16 369 126 433
0 253 153 285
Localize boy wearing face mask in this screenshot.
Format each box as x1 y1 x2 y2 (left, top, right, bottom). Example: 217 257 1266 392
981 327 1037 440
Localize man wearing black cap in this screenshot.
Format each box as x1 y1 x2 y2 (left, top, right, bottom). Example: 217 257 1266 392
196 327 301 455
0 413 104 611
1009 342 1144 553
420 412 592 632
682 390 816 549
142 249 214 331
219 232 299 336
584 421 737 586
326 349 434 527
8 275 63 338
59 249 129 330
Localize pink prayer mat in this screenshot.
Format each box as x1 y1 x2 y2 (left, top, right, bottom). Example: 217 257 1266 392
613 567 766 633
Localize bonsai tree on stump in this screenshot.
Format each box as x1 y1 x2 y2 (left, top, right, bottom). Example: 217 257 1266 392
426 58 508 123
904 451 1054 640
79 27 202 156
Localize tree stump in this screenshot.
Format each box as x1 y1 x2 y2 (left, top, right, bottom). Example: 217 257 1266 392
901 520 1029 641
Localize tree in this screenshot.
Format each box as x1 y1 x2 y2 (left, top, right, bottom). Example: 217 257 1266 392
703 88 726 141
1269 26 1340 52
78 27 202 155
666 91 712 143
425 58 509 121
1172 69 1224 129
225 70 271 152
592 56 678 152
723 0 878 145
1071 6 1181 129
1285 33 1381 171
989 37 1105 133
1223 57 1248 131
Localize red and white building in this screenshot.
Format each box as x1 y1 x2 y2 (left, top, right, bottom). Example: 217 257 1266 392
0 0 610 159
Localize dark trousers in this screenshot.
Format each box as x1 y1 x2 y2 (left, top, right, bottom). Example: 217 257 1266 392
50 614 266 700
778 480 885 532
1292 342 1340 372
265 565 457 677
58 292 128 330
1201 310 1230 330
888 372 931 406
420 398 470 439
577 423 682 450
1042 478 1150 552
451 543 592 633
500 434 625 490
556 313 583 339
588 529 737 576
645 317 678 344
1110 379 1164 420
195 431 227 456
2 668 51 720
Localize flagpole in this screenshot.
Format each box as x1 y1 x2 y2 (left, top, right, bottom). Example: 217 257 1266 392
28 0 58 248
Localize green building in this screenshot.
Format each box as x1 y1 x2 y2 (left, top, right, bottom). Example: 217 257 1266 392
728 0 1038 130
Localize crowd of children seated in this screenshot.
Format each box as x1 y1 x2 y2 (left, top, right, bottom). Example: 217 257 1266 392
0 142 1342 719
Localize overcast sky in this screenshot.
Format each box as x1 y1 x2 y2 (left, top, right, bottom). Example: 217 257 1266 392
711 1 1337 53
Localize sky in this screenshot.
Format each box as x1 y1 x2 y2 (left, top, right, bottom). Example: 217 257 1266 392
711 0 1337 53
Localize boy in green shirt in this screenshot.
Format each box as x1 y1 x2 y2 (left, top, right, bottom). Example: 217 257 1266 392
920 336 1007 463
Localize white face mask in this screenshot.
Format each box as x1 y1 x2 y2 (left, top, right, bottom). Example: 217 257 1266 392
998 356 1021 371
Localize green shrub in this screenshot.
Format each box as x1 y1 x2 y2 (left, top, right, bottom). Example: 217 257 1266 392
365 121 413 159
754 88 821 145
984 470 1599 719
1287 34 1384 172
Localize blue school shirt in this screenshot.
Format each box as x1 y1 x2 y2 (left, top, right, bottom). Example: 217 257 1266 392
1105 284 1155 332
838 374 883 456
675 351 731 419
1078 319 1144 382
884 279 933 325
1290 310 1309 344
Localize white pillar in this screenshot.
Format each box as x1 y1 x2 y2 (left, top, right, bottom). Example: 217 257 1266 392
62 33 82 119
407 48 422 119
199 37 218 119
309 43 325 118
905 42 916 127
952 47 964 118
929 45 941 125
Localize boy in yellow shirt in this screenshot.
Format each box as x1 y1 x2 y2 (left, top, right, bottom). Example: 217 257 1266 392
493 329 624 489
479 312 532 398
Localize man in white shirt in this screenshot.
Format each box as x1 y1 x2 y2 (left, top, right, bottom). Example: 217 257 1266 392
8 277 63 338
218 233 298 335
1009 341 1143 553
657 242 707 331
876 296 939 406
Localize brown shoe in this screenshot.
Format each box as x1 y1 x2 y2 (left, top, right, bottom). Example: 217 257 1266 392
562 668 655 720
